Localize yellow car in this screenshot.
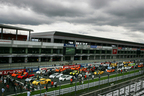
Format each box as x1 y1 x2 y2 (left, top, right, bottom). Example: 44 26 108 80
110 63 117 67
32 78 51 85
70 70 79 75
94 71 104 75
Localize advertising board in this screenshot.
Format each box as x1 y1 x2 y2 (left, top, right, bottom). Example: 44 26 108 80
63 65 81 69
0 69 26 75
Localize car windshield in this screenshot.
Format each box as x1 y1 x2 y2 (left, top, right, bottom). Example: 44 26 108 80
51 73 58 76
61 75 67 78
73 70 77 73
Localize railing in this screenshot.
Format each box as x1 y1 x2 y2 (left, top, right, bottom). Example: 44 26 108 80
32 70 144 96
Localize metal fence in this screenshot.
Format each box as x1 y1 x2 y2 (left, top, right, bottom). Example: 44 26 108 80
32 70 144 96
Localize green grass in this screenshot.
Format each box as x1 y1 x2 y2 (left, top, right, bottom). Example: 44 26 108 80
14 69 140 96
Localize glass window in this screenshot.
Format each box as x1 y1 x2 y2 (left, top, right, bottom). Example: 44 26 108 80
0 47 10 54
12 48 25 54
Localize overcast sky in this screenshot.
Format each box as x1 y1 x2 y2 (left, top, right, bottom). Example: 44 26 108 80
0 0 144 43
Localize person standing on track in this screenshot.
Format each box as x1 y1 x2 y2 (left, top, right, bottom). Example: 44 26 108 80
1 87 5 96
70 78 73 85
51 81 54 88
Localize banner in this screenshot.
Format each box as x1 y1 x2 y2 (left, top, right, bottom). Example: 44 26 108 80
63 65 81 69
90 45 97 48
26 68 39 72
0 69 26 75
64 44 75 47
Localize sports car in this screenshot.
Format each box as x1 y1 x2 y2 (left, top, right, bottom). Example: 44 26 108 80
106 69 115 73
94 71 104 75
55 68 66 72
59 75 73 81
55 73 63 78
138 63 144 68
17 72 28 79
36 70 46 74
69 70 79 75
71 67 80 70
11 71 23 77
49 73 59 78
32 78 51 85
25 76 43 82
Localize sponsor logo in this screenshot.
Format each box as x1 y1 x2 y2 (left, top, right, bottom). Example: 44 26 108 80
112 49 117 54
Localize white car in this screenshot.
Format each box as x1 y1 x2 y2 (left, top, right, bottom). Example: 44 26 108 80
49 73 59 78
36 70 46 74
55 73 63 78
59 75 73 81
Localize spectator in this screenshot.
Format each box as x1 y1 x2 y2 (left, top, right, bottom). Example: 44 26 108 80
46 84 48 92
121 69 122 73
4 78 7 86
27 90 31 96
1 87 5 96
54 81 57 88
51 81 54 88
84 75 87 79
8 77 11 84
19 84 23 93
70 78 73 85
92 75 94 80
6 83 10 92
14 86 17 95
79 78 81 84
24 81 27 86
27 82 30 90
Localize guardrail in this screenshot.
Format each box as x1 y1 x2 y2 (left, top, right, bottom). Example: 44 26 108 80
80 73 144 96
32 70 144 96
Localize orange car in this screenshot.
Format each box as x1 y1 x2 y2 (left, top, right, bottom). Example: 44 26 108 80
55 68 66 72
138 64 144 68
107 69 115 73
11 71 23 77
71 67 80 70
80 68 87 72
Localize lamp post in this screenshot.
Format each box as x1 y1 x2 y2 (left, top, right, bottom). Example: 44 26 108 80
75 77 77 96
88 75 89 92
40 83 41 96
107 72 109 86
99 74 101 89
59 80 61 96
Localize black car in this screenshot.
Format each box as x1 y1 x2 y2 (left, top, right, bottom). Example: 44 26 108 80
62 69 72 74
43 70 55 76
98 66 106 71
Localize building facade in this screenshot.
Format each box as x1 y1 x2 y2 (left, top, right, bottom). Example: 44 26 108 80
0 31 144 64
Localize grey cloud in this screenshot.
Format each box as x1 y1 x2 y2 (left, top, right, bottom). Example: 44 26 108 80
0 0 144 34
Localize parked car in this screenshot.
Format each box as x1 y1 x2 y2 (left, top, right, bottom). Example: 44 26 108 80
55 73 63 78
69 70 79 75
32 78 51 85
43 70 55 76
49 73 59 78
25 75 43 82
36 70 46 74
59 75 73 81
94 71 104 75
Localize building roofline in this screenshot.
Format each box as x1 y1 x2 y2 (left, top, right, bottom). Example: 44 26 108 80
0 24 33 31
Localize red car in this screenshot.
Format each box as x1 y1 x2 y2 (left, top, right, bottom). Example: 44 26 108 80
17 72 34 79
